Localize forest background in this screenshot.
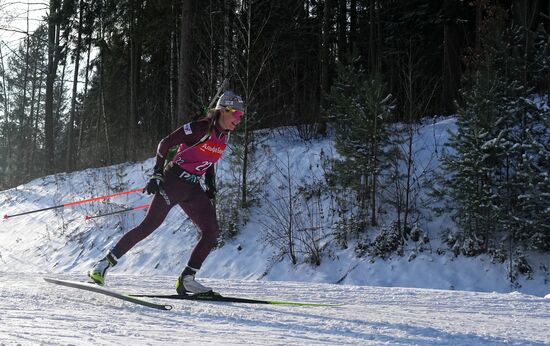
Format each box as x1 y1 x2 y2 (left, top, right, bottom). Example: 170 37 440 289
0 0 549 283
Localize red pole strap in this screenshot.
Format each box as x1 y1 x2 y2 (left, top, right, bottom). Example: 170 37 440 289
84 204 150 220
3 188 143 220
63 188 143 207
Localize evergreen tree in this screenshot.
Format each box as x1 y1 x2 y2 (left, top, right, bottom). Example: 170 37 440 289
330 65 392 231
4 26 48 183
442 68 509 255
442 17 550 257
483 23 550 254
503 96 550 252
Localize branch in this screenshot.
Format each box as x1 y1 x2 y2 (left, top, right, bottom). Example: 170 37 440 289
0 27 30 35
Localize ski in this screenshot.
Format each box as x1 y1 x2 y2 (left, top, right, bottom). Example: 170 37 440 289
130 292 340 307
44 278 173 311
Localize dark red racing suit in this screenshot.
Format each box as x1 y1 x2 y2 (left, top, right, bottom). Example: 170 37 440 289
111 119 228 270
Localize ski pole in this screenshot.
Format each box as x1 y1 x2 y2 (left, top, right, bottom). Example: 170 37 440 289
3 188 143 220
85 204 149 220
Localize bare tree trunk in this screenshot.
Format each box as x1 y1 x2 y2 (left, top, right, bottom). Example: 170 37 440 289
223 0 231 78
76 38 92 164
475 0 483 51
178 0 195 124
45 0 61 174
22 19 30 132
370 84 380 227
337 0 346 63
128 0 142 162
29 70 44 180
0 46 9 117
370 144 378 227
208 1 215 95
241 1 252 208
56 55 67 112
0 45 10 186
376 0 381 72
100 62 112 164
321 0 331 98
235 1 274 208
349 0 357 54
401 39 437 236
369 0 376 73
442 0 461 114
403 112 414 234
66 0 84 171
402 44 414 234
286 153 296 264
393 159 402 233
98 13 112 164
25 58 39 179
170 0 178 130
513 0 540 84
55 57 67 165
19 22 31 180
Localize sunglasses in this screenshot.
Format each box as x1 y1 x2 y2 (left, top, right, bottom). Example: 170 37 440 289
225 107 244 119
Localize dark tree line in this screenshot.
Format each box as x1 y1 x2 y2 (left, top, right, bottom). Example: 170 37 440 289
0 0 548 188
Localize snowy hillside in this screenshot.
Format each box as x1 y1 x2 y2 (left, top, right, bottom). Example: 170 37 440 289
1 117 550 344
1 117 548 297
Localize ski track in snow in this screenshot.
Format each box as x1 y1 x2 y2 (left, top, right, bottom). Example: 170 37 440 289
0 273 548 345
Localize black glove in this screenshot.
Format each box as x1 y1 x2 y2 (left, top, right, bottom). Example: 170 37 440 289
204 167 216 200
143 172 164 195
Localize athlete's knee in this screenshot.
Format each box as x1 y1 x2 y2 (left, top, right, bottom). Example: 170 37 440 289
141 215 164 230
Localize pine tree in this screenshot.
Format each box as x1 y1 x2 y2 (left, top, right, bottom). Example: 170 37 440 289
505 96 550 252
442 18 550 257
443 68 509 255
4 26 48 184
330 65 392 231
484 24 550 254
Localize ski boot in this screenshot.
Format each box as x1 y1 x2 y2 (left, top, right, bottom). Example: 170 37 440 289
88 253 117 286
176 274 212 295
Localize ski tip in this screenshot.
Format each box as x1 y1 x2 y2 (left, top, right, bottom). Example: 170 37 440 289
44 277 66 284
84 215 91 220
3 214 8 220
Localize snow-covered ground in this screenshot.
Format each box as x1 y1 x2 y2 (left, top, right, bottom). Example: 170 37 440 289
1 273 548 345
1 117 549 344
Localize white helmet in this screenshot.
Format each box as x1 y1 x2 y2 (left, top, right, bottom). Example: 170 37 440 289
216 91 244 112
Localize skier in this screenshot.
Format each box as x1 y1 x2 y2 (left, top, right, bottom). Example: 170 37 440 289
88 91 244 294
